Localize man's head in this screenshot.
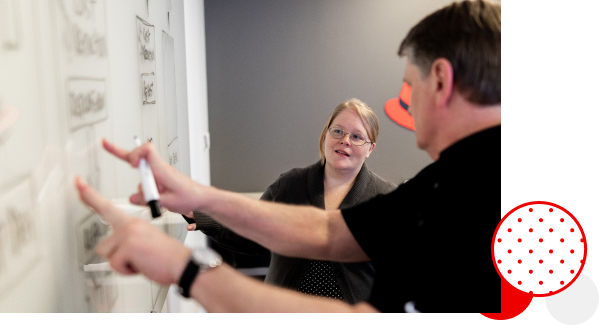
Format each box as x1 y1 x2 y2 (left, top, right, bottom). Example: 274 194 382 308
398 0 501 159
399 0 500 106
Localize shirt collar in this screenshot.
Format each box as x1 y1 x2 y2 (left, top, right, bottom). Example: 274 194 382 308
439 125 501 161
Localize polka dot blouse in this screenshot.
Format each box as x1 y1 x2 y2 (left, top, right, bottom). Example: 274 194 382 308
296 260 343 301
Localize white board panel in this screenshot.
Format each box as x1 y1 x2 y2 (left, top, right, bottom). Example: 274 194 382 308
0 0 191 312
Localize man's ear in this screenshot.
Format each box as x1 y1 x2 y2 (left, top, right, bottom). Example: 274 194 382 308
430 58 454 108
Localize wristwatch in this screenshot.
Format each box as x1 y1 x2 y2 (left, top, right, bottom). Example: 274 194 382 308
177 247 222 298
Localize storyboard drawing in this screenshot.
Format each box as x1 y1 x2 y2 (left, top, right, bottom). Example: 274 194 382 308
0 178 41 296
162 31 179 171
166 0 172 28
75 213 108 266
137 16 160 146
0 0 23 50
66 77 108 131
52 0 109 184
52 0 111 310
76 212 118 312
52 0 108 195
53 0 109 132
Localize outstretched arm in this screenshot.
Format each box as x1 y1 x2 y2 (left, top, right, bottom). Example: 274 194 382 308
75 177 377 312
182 178 284 256
102 139 369 262
199 186 367 262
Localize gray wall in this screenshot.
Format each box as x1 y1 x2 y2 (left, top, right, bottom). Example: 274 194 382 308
205 0 451 192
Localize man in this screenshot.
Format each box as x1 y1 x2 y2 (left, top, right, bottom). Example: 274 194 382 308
75 0 501 312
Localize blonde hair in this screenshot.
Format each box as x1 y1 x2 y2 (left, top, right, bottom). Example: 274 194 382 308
319 98 379 165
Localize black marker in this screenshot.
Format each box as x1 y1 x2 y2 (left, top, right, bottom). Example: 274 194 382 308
134 136 161 218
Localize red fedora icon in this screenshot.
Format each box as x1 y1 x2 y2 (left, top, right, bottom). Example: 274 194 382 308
384 82 414 131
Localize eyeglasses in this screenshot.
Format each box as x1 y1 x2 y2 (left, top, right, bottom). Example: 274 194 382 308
328 127 372 146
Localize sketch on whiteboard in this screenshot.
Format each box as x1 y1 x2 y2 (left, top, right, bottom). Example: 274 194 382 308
56 0 108 63
76 213 109 265
67 77 108 131
72 0 99 20
51 0 107 201
169 150 178 166
163 31 179 170
0 0 190 312
0 177 41 296
53 0 110 160
137 17 155 64
137 16 160 147
84 268 118 312
0 0 22 50
141 72 156 105
167 0 172 28
168 136 179 169
76 206 118 312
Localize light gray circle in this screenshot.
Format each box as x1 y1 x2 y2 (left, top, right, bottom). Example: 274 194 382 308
545 273 599 325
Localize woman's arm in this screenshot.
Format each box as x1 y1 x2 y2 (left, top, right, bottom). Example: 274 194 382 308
187 211 269 256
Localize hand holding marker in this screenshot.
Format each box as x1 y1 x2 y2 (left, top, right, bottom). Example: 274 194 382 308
135 136 162 218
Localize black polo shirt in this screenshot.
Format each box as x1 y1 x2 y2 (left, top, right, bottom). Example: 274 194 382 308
342 126 501 313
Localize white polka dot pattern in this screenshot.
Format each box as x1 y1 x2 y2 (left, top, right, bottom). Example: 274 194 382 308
296 260 343 301
494 203 587 296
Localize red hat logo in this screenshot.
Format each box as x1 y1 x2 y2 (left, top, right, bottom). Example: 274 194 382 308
384 82 415 131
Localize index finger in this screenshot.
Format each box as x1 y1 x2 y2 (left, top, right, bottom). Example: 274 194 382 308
103 138 162 170
102 138 131 164
75 176 130 229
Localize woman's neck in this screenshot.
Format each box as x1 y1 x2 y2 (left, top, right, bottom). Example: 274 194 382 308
323 164 361 210
323 163 360 191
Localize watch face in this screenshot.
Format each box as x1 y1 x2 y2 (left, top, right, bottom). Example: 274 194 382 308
191 247 222 268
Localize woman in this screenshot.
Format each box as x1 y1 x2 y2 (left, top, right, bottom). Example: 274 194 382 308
185 98 396 304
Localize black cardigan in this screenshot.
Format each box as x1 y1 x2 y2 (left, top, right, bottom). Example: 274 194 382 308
189 161 396 304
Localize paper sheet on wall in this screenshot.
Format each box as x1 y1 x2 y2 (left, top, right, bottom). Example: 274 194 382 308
51 0 110 196
137 16 161 147
162 30 179 171
0 177 41 296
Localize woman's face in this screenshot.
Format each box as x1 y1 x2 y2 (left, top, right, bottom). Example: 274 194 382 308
324 108 375 174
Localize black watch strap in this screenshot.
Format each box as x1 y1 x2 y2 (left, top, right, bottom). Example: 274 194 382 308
178 258 200 298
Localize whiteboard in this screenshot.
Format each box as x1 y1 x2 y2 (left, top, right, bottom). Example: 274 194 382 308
0 0 190 312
